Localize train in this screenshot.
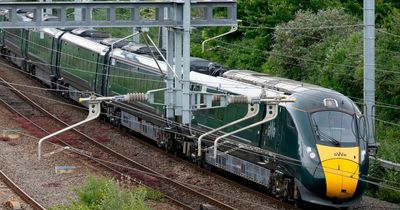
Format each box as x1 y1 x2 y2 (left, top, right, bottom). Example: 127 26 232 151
0 9 370 209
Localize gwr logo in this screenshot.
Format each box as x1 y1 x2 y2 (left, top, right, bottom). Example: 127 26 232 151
334 152 347 157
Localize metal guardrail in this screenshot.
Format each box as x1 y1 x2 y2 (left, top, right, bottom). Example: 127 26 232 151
370 157 400 172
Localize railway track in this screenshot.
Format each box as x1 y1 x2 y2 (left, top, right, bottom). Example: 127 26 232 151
0 169 45 210
0 76 238 210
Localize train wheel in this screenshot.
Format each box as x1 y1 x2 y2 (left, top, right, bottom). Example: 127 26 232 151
29 65 36 76
294 187 303 209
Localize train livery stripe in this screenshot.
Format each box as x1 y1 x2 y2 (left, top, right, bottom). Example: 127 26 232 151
316 145 359 199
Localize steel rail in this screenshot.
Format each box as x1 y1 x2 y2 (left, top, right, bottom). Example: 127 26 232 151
0 170 46 210
0 75 236 210
0 81 193 210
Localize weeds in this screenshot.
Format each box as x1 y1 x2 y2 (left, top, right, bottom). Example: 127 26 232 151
51 175 165 210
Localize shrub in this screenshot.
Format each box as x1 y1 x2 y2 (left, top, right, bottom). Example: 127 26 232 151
51 176 165 210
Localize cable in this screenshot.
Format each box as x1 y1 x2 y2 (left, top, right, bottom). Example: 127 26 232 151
213 38 400 76
0 50 165 84
4 42 400 138
196 30 400 77
2 66 400 191
239 23 363 30
2 49 391 120
2 30 167 80
5 30 400 99
0 51 293 90
376 29 400 39
0 53 377 140
3 29 400 189
374 118 400 127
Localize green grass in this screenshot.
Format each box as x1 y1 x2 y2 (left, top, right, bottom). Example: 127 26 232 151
51 176 166 210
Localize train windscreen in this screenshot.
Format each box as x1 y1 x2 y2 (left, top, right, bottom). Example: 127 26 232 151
311 111 357 144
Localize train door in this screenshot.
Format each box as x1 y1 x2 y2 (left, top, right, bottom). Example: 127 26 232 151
262 106 283 153
275 107 284 152
279 109 298 158
21 29 29 58
0 29 4 47
94 54 104 95
50 37 59 77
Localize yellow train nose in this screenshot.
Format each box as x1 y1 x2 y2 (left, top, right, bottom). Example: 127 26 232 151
320 159 359 199
316 145 360 199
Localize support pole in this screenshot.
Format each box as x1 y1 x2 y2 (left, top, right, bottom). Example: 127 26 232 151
75 0 82 22
182 0 191 125
174 30 183 117
363 0 377 152
166 26 175 119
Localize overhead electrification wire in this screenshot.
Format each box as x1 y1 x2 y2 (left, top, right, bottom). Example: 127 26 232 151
4 34 400 117
2 64 400 190
376 29 400 39
2 30 167 80
3 28 400 189
5 47 400 118
239 24 364 30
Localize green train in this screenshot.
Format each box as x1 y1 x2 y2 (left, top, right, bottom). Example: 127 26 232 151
0 10 373 209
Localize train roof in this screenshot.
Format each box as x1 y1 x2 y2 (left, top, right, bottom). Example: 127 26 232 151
100 38 132 48
122 43 166 59
61 32 110 55
111 48 168 72
222 70 362 113
71 28 110 39
190 71 285 98
111 49 284 97
223 70 334 95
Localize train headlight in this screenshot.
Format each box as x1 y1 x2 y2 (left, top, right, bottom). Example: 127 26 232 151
360 150 366 163
306 146 319 162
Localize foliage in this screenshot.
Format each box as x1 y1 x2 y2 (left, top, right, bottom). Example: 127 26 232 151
51 176 165 210
367 159 400 204
266 9 360 80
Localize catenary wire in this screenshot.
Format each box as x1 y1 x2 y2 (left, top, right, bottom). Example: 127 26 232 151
2 30 167 80
2 29 400 187
0 64 400 190
4 38 400 124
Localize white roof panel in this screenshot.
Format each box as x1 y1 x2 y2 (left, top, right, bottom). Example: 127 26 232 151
190 71 285 98
111 48 168 72
61 33 109 55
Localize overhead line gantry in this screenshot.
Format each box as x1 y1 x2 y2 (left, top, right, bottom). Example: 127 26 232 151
0 0 238 126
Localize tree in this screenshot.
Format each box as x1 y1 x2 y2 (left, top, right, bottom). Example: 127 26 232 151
265 9 360 80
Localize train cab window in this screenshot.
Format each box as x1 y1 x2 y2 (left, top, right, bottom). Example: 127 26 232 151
311 111 357 144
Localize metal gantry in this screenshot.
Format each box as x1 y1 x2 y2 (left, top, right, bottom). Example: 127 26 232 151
0 1 237 28
0 0 237 126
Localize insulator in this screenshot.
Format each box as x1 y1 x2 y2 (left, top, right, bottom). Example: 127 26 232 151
228 95 250 104
125 93 147 103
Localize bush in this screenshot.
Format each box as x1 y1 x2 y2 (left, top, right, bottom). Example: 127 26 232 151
51 176 165 210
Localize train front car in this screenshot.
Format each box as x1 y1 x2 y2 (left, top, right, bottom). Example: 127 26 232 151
286 89 368 207
223 70 368 208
